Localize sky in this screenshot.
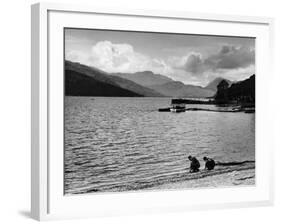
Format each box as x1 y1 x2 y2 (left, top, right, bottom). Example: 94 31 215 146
65 28 255 86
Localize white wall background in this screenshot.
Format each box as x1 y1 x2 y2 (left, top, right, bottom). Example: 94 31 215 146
0 0 280 223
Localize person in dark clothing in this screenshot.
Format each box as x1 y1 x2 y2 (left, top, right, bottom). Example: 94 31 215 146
203 157 216 170
188 155 200 173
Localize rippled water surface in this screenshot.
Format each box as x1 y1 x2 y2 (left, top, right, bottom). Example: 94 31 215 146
64 97 255 194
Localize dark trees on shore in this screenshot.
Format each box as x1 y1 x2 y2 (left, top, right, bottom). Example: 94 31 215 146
214 75 255 105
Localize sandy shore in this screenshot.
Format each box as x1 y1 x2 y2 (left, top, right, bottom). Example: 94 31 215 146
148 168 255 190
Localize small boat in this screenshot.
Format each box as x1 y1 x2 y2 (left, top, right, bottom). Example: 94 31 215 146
170 105 186 113
244 108 255 113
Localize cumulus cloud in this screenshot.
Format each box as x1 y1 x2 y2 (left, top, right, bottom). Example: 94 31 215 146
207 45 255 70
66 40 173 75
90 41 134 70
171 44 255 76
183 53 204 74
169 52 210 77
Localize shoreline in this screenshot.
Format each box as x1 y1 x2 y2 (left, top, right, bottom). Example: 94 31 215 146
66 168 255 195
148 168 255 190
66 162 255 194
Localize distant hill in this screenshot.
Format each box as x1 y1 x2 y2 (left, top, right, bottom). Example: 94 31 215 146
112 70 216 98
205 77 232 91
107 75 163 97
65 61 163 97
111 71 174 87
149 81 215 98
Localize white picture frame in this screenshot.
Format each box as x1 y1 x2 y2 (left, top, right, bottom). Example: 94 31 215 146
31 2 274 221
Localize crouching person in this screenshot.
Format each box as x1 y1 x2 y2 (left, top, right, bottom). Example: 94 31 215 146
188 155 200 173
203 156 216 170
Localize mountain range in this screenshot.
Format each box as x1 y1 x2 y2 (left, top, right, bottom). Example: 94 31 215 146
65 60 233 98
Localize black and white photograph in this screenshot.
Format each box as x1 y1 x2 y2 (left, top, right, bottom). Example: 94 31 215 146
64 28 255 195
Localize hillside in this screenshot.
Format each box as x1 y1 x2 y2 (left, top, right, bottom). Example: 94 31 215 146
149 81 215 98
108 75 163 97
111 71 174 87
65 60 116 85
65 69 142 97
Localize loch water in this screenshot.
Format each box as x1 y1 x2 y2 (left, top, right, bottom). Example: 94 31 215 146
64 97 255 194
